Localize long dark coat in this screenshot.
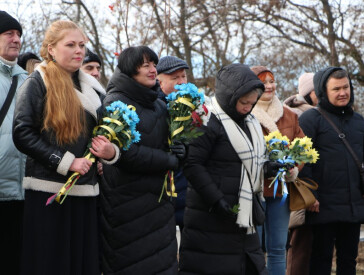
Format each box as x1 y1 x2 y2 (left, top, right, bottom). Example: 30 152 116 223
179 64 266 275
100 68 178 275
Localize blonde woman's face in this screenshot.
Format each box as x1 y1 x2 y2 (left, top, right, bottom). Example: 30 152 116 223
48 29 86 73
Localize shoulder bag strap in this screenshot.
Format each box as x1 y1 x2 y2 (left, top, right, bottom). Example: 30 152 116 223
316 107 364 173
0 75 18 127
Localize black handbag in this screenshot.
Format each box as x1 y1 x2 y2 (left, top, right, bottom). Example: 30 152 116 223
252 193 265 225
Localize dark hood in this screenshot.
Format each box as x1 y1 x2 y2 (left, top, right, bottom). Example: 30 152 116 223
314 66 354 116
106 67 159 109
215 63 265 122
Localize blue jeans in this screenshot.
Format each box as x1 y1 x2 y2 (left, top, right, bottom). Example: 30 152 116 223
257 196 290 275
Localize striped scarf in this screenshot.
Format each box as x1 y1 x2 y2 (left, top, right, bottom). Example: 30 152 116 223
210 97 266 231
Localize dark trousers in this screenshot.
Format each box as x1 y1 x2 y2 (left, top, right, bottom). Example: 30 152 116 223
0 200 24 275
310 222 360 275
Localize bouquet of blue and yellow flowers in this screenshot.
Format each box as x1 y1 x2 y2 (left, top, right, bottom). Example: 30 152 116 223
46 100 141 205
159 83 209 201
166 83 209 144
264 130 319 203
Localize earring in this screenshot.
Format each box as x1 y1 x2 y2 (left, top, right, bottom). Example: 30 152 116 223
51 56 56 63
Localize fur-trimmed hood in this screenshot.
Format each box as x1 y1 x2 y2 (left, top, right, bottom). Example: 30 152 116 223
251 95 283 132
283 94 313 117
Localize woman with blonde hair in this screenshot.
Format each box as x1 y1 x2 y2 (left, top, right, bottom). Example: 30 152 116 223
13 20 116 274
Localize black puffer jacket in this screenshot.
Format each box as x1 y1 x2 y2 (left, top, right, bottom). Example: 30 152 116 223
13 69 104 194
100 68 178 275
299 66 364 224
179 64 266 275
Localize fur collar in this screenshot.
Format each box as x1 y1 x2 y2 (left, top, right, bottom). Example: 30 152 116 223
36 61 105 120
251 95 283 132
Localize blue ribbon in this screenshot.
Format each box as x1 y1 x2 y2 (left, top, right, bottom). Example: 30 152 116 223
269 165 289 206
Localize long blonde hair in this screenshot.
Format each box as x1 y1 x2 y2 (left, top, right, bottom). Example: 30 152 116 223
40 20 86 145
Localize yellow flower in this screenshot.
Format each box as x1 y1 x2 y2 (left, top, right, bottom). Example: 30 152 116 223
265 131 290 144
306 148 320 163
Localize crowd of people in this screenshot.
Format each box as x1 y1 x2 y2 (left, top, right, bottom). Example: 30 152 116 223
1 10 364 275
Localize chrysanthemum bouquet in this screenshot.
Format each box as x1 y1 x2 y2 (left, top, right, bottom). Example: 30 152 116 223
159 83 209 201
264 130 319 202
166 83 209 144
46 100 141 205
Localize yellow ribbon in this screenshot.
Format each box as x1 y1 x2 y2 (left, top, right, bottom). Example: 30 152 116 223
103 117 123 126
176 97 196 110
93 124 123 147
128 105 136 111
165 170 177 197
174 115 191 121
55 152 95 204
172 126 184 139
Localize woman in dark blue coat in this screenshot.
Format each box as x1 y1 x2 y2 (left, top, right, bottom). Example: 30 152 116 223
100 46 183 275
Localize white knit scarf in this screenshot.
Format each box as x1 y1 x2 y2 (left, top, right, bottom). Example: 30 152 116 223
210 97 266 231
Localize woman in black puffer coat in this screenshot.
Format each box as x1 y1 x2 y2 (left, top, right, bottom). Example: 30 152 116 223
179 64 269 275
100 46 182 275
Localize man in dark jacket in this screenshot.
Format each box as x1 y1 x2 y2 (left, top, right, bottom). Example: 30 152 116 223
299 67 364 275
156 55 189 236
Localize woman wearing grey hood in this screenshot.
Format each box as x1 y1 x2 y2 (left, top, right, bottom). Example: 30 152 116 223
179 63 279 275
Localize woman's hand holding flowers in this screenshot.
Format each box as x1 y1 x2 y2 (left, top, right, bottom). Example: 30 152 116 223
70 158 92 176
284 166 299 182
90 135 116 160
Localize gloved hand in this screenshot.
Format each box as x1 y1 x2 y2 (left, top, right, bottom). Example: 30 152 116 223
166 153 179 170
170 141 187 160
264 161 285 178
285 166 299 182
213 198 237 220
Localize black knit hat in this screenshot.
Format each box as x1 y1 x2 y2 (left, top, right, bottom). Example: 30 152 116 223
0 11 22 36
156 56 189 74
83 48 101 65
17 52 41 70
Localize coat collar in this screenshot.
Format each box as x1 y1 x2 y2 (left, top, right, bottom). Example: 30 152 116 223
36 61 105 120
251 95 283 132
107 67 159 109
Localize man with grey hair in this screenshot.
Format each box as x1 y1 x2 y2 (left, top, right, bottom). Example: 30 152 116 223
0 10 28 274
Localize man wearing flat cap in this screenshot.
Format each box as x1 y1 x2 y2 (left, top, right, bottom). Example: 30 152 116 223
157 55 189 96
0 10 28 274
81 48 102 81
156 56 190 238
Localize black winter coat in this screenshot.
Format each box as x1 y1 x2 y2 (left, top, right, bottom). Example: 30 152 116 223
299 66 364 224
13 70 101 189
179 64 266 275
100 68 178 275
